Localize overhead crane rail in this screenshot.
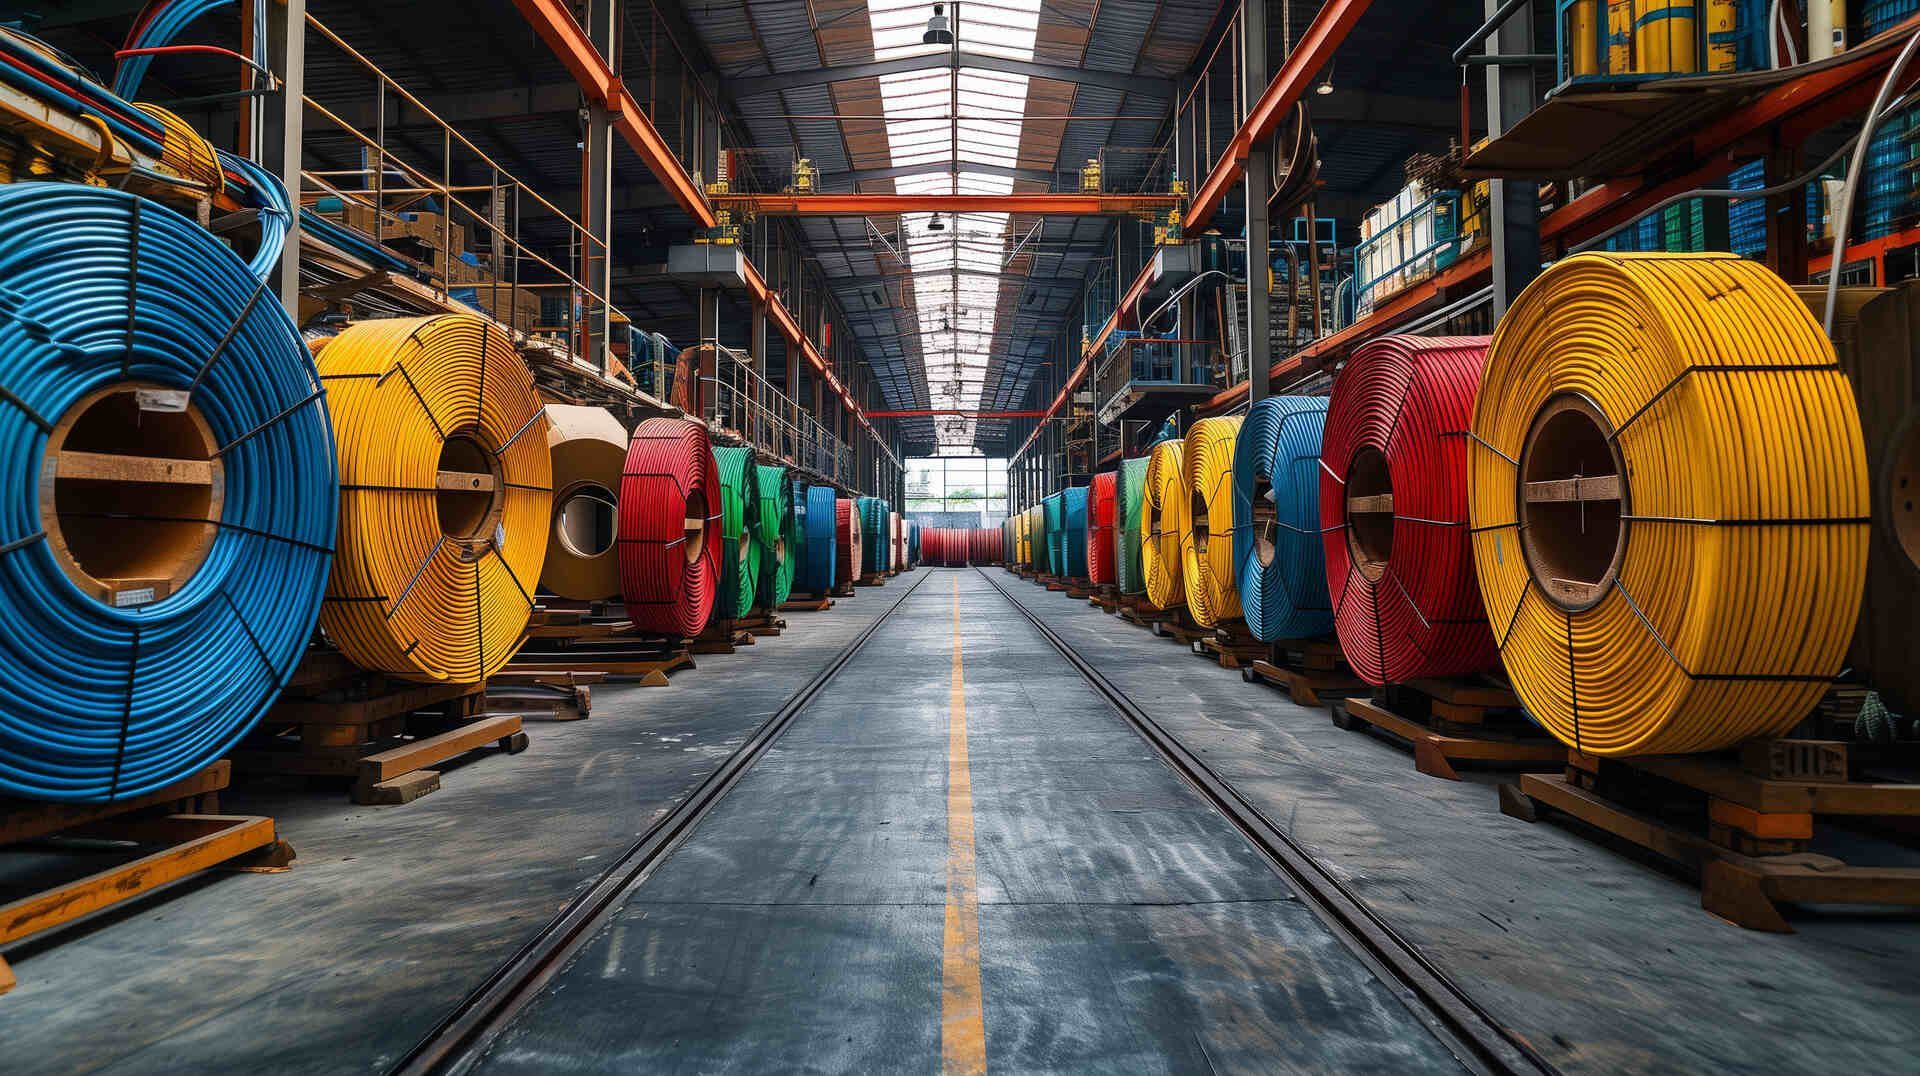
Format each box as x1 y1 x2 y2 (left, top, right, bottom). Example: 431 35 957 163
709 193 1187 217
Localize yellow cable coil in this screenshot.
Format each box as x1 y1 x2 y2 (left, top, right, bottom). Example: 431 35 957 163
540 404 626 601
1142 438 1188 609
1181 416 1244 627
133 104 222 195
1469 252 1869 756
1016 508 1030 567
319 314 553 683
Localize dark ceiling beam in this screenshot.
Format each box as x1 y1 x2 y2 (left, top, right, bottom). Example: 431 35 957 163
1310 89 1461 133
825 161 1060 187
730 51 1172 99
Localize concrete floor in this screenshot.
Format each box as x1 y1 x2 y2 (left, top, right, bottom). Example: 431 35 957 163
4 565 1917 1074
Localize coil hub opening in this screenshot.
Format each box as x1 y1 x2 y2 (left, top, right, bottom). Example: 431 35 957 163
1895 416 1920 572
43 383 224 607
682 490 709 567
1518 394 1629 612
1250 474 1278 569
1345 446 1394 582
1189 489 1212 557
436 431 505 554
555 485 617 558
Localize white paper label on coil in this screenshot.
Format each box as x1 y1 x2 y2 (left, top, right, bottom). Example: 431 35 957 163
135 389 190 413
495 522 507 551
113 587 157 607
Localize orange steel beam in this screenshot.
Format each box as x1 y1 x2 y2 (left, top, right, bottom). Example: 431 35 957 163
741 259 874 432
715 194 1183 216
1183 0 1373 232
510 0 715 230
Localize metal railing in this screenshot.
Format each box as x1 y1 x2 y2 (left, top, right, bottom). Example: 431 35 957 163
699 344 858 486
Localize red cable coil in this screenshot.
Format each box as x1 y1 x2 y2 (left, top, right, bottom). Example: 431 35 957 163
835 497 863 587
1086 471 1117 585
619 417 722 638
971 527 996 566
1319 335 1500 686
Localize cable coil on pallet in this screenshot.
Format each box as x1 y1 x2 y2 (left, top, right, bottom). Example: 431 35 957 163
1182 416 1244 628
319 313 550 683
1234 396 1334 642
1087 471 1117 586
754 463 795 608
540 405 625 602
1062 486 1089 580
711 447 760 619
795 483 837 594
1321 335 1497 685
0 182 333 802
835 497 862 587
1114 457 1149 595
618 417 721 638
1142 438 1188 609
857 497 887 575
1470 252 1870 755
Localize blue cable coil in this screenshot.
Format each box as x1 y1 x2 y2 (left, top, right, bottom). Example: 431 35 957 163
906 520 920 566
1043 492 1065 576
0 182 336 802
1233 395 1335 642
795 482 837 593
858 496 889 573
1061 486 1089 581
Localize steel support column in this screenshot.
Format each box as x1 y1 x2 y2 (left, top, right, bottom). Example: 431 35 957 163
1484 0 1540 318
261 0 304 318
1242 0 1271 406
582 0 618 375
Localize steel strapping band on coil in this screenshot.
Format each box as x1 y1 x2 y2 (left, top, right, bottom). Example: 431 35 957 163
618 418 721 638
1234 397 1335 642
711 447 760 619
835 497 862 587
1321 335 1497 686
0 182 333 802
1043 492 1065 575
541 405 626 602
797 483 837 594
320 313 550 683
754 463 795 608
1471 253 1869 756
1062 486 1090 581
1142 439 1188 609
1182 416 1244 628
1115 457 1150 595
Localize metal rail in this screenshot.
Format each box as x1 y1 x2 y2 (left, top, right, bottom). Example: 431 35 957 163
390 568 936 1075
974 567 1558 1076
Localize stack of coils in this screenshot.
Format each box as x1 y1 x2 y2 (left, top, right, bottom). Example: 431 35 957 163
1114 458 1150 595
1086 472 1118 586
835 496 862 588
619 417 722 638
0 183 333 802
754 463 795 608
1471 253 1869 755
541 405 627 602
1182 417 1244 628
1142 438 1188 610
711 446 760 619
796 483 837 595
1234 397 1334 641
1062 486 1090 581
320 313 551 683
1321 335 1497 685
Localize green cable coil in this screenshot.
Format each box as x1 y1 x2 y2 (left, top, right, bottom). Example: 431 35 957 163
1114 457 1149 594
712 446 760 618
754 462 795 608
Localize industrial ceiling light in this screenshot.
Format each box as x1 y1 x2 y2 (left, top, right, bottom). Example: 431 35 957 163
928 214 947 232
1315 61 1335 96
923 3 955 45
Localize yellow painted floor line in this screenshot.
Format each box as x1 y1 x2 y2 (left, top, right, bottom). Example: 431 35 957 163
943 574 988 1075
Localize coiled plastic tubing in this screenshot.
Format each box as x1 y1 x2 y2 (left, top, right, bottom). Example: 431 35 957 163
619 417 721 638
1182 416 1244 628
1142 438 1188 609
1114 456 1149 595
794 481 836 595
1061 485 1089 580
318 314 550 683
1321 335 1498 686
754 463 795 608
711 446 761 618
835 496 863 586
1234 396 1334 642
858 496 889 575
1471 252 1869 756
0 182 334 802
1041 491 1064 575
1087 471 1117 585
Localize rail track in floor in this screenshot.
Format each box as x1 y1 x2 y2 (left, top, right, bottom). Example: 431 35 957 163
390 568 935 1075
976 566 1556 1076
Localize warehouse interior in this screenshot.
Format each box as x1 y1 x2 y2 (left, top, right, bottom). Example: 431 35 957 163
2 0 1920 1072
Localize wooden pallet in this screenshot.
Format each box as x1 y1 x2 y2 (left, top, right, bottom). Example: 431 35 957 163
740 609 787 637
0 761 293 994
1242 639 1365 708
830 582 856 598
781 594 835 612
487 670 598 721
234 658 526 804
689 618 757 654
506 625 695 686
1087 585 1120 613
1138 606 1208 646
1193 620 1268 669
1037 574 1071 593
1502 742 1920 932
855 574 886 588
1330 679 1564 781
